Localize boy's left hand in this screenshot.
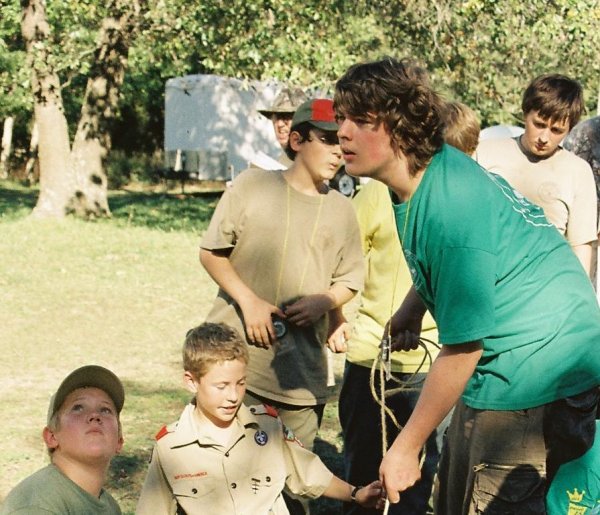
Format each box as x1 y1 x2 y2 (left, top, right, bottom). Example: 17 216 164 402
284 294 333 327
355 480 385 510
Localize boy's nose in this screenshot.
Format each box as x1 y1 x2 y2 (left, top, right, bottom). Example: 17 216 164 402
337 119 350 140
88 411 102 423
538 129 550 143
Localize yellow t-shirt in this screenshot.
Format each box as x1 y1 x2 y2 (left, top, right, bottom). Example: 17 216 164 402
346 180 439 373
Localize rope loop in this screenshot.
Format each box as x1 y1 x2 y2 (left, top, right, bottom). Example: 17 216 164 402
370 335 440 514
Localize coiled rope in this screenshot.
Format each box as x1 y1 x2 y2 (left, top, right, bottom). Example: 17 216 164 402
369 328 440 514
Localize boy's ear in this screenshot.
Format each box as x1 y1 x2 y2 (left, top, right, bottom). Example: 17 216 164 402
183 371 199 394
289 131 303 152
43 426 59 451
115 435 124 454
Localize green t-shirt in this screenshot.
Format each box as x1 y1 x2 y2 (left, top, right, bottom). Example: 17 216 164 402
546 421 600 514
1 464 121 514
393 144 600 410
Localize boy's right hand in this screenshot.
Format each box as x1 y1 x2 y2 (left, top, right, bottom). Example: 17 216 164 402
387 312 422 352
355 480 385 510
239 295 285 348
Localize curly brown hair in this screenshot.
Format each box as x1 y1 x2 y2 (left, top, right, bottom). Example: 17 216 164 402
334 56 445 176
183 323 249 380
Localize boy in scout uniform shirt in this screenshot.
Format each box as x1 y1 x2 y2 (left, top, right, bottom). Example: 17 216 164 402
136 323 383 515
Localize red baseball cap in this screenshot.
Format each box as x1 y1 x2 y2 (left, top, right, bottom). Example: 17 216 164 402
291 99 338 132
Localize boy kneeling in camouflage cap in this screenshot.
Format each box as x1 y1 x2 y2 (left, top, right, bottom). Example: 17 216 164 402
136 323 383 514
1 365 125 514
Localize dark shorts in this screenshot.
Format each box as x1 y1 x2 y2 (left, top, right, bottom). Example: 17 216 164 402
339 362 450 515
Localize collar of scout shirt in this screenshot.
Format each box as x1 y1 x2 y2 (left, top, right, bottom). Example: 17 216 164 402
166 403 261 449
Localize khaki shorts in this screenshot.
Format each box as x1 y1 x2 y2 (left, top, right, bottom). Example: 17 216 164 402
434 389 598 515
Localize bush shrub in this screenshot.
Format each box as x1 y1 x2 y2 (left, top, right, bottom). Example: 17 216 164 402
105 150 164 188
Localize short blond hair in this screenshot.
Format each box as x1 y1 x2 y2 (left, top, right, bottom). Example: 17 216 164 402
183 323 249 380
442 101 481 156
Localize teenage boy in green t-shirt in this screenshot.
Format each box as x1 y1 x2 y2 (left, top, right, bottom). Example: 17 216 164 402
333 57 600 513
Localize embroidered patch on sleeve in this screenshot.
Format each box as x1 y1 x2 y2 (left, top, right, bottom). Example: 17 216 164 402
283 425 303 447
155 425 169 441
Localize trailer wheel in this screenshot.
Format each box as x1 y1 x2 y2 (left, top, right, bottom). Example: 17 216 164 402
330 167 358 197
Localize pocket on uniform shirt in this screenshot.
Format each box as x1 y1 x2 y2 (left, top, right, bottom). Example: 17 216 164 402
172 477 216 500
471 462 545 514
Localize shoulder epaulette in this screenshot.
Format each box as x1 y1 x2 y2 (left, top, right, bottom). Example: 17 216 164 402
263 404 279 418
155 425 170 441
156 420 179 440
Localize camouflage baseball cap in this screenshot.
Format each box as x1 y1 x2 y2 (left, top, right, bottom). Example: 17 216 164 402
258 87 308 118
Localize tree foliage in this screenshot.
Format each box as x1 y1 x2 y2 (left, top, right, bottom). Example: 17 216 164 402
1 0 599 198
371 0 600 125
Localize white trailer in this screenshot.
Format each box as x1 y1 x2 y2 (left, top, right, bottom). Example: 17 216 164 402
164 74 284 180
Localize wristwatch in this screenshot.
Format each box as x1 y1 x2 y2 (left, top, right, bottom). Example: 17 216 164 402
351 485 362 503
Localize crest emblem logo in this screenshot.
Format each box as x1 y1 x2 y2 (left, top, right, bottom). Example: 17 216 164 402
254 430 269 446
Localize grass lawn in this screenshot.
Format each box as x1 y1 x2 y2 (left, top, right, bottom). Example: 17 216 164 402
0 182 346 514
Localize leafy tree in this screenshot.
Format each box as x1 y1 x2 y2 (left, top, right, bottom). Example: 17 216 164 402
1 1 32 154
2 0 600 220
20 0 143 218
370 0 600 126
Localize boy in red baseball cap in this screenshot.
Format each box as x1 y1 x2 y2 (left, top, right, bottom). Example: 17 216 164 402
200 99 364 513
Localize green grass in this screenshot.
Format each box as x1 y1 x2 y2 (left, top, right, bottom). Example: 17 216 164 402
0 180 223 232
0 182 346 514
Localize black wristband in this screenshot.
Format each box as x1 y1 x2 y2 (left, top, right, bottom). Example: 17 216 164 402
351 485 362 503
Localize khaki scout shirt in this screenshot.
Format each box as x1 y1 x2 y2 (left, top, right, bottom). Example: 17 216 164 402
136 404 333 515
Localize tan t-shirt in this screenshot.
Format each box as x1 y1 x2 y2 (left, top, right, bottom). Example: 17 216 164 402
201 168 364 405
476 137 597 246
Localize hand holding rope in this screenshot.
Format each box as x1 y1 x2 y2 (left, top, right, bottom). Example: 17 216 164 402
370 322 440 513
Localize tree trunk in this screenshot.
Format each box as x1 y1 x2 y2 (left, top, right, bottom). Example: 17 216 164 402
69 0 141 217
21 0 73 218
1 117 14 179
22 0 142 218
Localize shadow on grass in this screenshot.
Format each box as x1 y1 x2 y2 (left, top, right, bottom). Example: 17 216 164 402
0 183 38 220
106 380 190 504
106 190 223 233
0 182 223 233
